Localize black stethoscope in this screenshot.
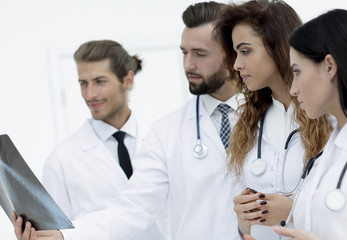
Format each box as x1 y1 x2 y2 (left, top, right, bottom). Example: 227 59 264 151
281 152 347 226
250 111 299 178
193 95 208 159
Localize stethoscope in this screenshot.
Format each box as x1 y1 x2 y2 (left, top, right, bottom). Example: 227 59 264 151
250 111 299 178
193 95 208 159
280 152 347 226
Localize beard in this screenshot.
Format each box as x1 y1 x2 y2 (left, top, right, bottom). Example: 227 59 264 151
187 65 227 95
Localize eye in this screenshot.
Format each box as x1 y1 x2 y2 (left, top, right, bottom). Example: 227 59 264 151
293 69 301 76
181 49 187 55
79 81 87 87
240 49 250 55
96 79 105 84
195 52 206 57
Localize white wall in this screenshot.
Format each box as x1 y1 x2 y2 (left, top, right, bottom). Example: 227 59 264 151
0 0 346 239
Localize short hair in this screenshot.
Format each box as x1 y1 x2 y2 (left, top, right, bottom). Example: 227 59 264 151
289 9 347 116
74 40 142 82
182 1 225 28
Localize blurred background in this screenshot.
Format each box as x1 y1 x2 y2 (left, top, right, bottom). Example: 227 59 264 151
0 0 346 238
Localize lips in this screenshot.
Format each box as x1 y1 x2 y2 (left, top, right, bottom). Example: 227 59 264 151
186 71 203 82
240 74 250 82
187 74 201 82
88 101 104 110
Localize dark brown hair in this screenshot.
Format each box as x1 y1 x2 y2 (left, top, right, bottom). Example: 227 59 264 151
214 0 331 177
74 40 142 82
182 1 225 28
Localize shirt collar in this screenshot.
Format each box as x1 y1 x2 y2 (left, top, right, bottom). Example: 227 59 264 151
335 119 347 151
200 94 238 116
91 112 137 141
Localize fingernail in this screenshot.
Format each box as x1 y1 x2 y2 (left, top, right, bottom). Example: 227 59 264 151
262 210 268 214
260 200 267 205
258 193 265 198
260 218 266 223
249 188 258 194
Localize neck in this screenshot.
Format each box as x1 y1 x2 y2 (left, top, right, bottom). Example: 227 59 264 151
210 81 237 102
333 109 347 130
104 107 131 130
271 83 291 111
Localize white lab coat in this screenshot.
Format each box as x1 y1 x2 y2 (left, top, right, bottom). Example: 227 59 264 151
293 120 347 239
42 117 168 240
61 95 241 240
234 101 305 240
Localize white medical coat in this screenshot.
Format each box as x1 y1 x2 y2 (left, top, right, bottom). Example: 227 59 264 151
293 121 347 239
61 95 241 240
42 117 168 240
234 101 305 240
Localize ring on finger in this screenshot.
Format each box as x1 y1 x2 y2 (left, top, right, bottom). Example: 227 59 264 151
241 212 247 220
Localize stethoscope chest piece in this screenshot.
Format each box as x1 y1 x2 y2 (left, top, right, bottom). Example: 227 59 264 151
193 143 208 159
325 189 346 211
250 158 267 176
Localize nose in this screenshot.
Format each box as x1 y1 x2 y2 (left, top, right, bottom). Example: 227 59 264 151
233 55 243 71
290 78 299 96
83 84 98 101
184 53 197 72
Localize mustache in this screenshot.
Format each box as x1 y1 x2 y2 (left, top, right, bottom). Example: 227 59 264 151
186 71 203 78
86 99 104 104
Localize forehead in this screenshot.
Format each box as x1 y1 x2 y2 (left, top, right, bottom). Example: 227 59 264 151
232 23 262 47
289 47 308 65
77 59 115 79
181 23 218 51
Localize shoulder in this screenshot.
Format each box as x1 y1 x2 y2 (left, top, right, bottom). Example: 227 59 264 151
48 120 95 156
152 96 195 128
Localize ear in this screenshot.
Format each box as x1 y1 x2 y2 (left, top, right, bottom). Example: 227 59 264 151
325 54 338 81
123 70 134 90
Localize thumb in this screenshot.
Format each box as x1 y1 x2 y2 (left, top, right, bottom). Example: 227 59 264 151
273 226 294 237
243 234 256 240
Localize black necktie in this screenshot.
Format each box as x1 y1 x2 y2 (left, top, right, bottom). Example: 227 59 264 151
113 131 133 179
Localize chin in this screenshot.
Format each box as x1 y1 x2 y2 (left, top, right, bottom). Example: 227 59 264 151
304 109 322 120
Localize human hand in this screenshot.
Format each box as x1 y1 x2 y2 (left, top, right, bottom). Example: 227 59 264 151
233 188 267 226
273 226 322 240
255 193 293 226
233 188 267 234
12 211 64 240
243 233 256 240
12 211 36 240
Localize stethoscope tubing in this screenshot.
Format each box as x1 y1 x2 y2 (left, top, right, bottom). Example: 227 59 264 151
196 95 201 141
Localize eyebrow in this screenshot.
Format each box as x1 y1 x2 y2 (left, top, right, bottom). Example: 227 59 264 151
235 42 252 50
290 64 298 70
180 46 207 52
78 76 107 82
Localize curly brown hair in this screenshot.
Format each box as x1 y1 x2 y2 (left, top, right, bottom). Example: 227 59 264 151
214 0 332 177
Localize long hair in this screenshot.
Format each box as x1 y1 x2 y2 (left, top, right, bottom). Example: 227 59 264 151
289 9 347 117
74 40 142 82
214 0 331 177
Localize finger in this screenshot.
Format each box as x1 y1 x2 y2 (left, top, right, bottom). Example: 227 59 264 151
30 228 37 240
241 188 254 195
243 208 269 221
240 199 267 213
12 211 18 225
243 234 256 240
273 226 295 237
22 222 33 240
234 194 263 205
14 216 24 239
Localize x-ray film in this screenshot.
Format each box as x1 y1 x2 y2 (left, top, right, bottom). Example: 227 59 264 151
0 134 74 230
